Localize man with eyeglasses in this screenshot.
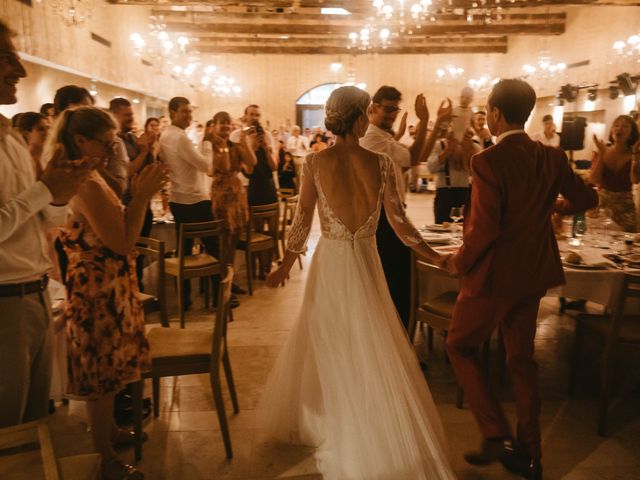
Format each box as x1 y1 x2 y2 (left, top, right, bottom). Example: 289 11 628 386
361 85 451 332
0 20 95 427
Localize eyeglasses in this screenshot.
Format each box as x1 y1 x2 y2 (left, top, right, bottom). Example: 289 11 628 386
374 103 401 114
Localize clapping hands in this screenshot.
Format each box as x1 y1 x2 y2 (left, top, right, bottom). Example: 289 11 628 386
41 144 101 206
131 163 169 201
414 94 429 123
436 98 453 126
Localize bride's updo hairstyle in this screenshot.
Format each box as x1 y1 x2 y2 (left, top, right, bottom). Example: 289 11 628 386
324 86 371 137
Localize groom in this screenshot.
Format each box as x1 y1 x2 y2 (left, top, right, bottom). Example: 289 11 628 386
444 79 598 479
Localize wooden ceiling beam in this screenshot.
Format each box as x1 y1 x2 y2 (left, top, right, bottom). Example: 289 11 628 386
193 38 508 48
109 0 640 6
190 33 509 44
195 45 509 54
155 11 566 26
165 22 565 35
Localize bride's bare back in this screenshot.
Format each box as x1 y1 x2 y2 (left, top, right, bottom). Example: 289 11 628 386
316 144 382 235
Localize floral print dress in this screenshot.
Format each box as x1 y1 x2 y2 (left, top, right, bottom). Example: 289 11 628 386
60 189 151 399
211 142 249 235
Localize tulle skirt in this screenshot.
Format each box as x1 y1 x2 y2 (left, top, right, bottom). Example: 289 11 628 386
258 235 456 480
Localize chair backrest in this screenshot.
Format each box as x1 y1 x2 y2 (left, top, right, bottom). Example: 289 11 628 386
409 254 460 336
177 220 226 263
135 236 168 326
607 272 640 346
276 188 295 200
211 267 234 371
0 421 61 480
281 195 299 239
248 203 280 241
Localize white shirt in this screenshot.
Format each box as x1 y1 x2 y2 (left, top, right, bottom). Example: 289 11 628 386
286 135 310 157
496 129 527 144
532 131 561 147
361 124 411 201
158 125 212 205
0 115 67 283
427 139 475 189
109 137 129 197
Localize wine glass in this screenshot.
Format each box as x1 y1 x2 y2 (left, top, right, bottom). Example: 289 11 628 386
450 206 464 238
598 207 613 248
573 216 587 247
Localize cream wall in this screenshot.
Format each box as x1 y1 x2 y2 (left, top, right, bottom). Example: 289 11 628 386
0 0 212 119
1 3 639 128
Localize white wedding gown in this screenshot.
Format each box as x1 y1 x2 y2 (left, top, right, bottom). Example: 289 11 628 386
259 152 456 480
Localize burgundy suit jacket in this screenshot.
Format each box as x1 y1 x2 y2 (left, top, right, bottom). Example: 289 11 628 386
452 132 598 298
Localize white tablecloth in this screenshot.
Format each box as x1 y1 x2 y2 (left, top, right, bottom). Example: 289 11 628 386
421 237 638 312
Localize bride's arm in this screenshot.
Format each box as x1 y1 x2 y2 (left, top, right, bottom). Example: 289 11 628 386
382 155 443 265
266 159 317 287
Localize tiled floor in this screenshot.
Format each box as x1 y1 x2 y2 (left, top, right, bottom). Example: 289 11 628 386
5 191 640 479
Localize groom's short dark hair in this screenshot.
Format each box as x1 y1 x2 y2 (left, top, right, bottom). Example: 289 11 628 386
488 79 536 125
372 86 402 104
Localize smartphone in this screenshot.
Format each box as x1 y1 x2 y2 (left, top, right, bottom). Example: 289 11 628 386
242 126 255 133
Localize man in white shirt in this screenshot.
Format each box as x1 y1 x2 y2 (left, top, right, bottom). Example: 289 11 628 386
0 20 94 427
158 96 218 309
532 114 561 147
286 125 309 185
360 85 449 331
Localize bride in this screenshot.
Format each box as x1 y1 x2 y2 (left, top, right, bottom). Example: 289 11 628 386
262 86 456 480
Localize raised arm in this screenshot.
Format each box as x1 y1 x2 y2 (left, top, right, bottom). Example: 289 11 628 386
266 159 317 287
382 155 441 264
555 150 599 215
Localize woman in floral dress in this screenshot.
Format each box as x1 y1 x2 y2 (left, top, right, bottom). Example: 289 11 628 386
210 111 256 268
55 106 166 480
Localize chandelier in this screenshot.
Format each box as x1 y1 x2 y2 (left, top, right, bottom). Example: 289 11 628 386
520 50 567 88
51 0 92 27
130 28 242 97
436 65 465 82
612 34 640 69
348 25 392 51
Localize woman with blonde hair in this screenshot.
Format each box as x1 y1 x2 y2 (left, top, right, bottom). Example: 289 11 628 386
54 106 166 480
260 86 455 479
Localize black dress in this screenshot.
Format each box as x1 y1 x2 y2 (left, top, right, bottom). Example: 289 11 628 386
246 147 278 206
278 157 297 190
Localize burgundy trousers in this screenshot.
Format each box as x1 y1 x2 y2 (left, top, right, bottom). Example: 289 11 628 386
446 292 543 459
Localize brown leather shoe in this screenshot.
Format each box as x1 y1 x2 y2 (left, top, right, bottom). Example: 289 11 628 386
464 437 517 466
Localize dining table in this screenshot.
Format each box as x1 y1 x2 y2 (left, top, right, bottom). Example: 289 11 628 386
418 224 640 313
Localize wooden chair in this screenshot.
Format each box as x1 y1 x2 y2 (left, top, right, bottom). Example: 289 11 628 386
409 256 465 408
237 203 280 295
279 195 304 271
135 236 169 327
0 421 101 480
276 187 296 201
569 272 640 436
164 220 226 328
133 267 239 461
